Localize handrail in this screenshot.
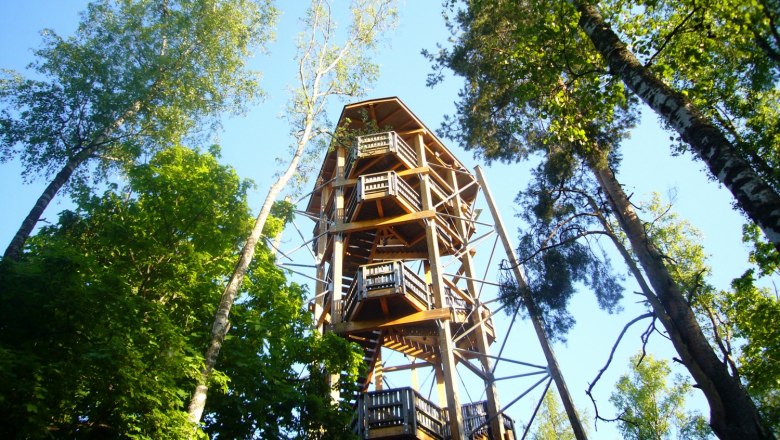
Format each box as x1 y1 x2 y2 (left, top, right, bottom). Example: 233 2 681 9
357 387 446 439
342 261 432 321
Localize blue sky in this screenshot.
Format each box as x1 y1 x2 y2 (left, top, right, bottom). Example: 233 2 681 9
0 1 756 436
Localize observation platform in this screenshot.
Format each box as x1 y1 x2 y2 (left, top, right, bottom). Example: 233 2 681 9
335 261 496 365
356 388 516 440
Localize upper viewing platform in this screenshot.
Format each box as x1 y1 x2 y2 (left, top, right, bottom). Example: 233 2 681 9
305 97 479 219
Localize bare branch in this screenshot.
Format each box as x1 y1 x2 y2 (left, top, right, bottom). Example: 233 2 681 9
585 312 653 425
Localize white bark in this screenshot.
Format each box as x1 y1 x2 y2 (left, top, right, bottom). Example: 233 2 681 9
575 0 780 251
187 0 396 427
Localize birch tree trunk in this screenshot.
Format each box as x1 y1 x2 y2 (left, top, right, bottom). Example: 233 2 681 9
574 0 780 252
187 0 397 426
1 0 275 263
4 149 92 261
589 159 774 440
3 100 142 261
187 114 312 423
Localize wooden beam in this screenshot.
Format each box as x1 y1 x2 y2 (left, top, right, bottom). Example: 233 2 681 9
331 210 435 233
332 308 451 334
396 128 426 136
371 251 428 260
453 350 489 381
395 166 429 177
442 277 474 305
332 177 358 188
476 165 589 440
383 361 433 373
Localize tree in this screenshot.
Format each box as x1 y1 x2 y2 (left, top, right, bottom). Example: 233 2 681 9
727 226 780 431
601 0 780 190
528 387 589 440
610 353 713 440
571 0 780 251
187 0 398 424
0 146 253 436
0 146 362 438
502 160 625 341
429 0 774 437
0 0 277 261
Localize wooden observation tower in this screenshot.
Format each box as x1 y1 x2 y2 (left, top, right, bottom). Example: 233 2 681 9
306 98 516 439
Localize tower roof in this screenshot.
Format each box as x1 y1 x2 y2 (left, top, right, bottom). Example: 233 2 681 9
305 97 473 215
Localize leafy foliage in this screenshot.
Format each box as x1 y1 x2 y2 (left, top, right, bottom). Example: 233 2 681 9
430 0 632 340
527 388 589 440
0 0 277 259
726 225 780 431
500 162 624 341
0 146 360 438
428 0 637 166
0 0 275 182
602 0 780 191
610 353 713 440
633 200 780 433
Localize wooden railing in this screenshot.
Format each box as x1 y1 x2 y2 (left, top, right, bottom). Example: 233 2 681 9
355 389 515 440
344 188 359 222
342 261 432 321
444 288 496 341
461 400 516 439
340 171 422 223
394 174 422 211
345 131 418 178
356 387 447 439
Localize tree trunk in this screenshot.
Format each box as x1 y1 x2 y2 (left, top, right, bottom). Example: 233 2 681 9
574 0 780 253
187 114 313 425
3 147 94 261
589 159 773 439
3 102 141 262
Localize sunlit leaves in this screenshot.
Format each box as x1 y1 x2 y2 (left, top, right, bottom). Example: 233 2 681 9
0 146 253 436
602 0 780 190
609 353 712 439
429 0 637 166
0 144 363 437
0 0 277 194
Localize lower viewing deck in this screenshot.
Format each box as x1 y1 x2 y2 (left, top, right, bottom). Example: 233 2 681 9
356 388 516 440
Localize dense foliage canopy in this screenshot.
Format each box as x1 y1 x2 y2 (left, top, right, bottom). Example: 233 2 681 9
0 146 361 438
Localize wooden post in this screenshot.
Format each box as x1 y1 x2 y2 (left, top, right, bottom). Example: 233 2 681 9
330 148 346 402
435 365 447 408
314 185 331 333
449 169 505 439
409 356 419 392
475 166 588 440
415 133 465 439
375 344 384 391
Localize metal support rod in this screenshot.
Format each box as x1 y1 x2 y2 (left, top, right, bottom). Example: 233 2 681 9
521 377 554 440
453 348 548 370
475 165 589 440
468 373 551 437
442 273 503 287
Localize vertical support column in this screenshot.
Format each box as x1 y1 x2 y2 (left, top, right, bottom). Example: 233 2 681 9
409 356 419 392
330 148 347 402
314 185 331 333
374 346 384 391
476 166 588 440
414 134 465 439
449 169 505 439
331 147 346 325
435 365 447 408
